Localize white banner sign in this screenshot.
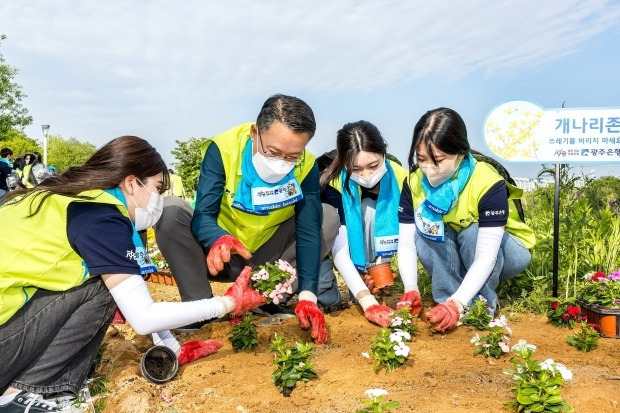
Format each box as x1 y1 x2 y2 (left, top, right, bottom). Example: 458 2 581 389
483 100 620 163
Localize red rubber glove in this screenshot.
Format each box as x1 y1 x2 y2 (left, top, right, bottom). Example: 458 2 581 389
397 290 423 316
295 300 328 344
206 235 252 275
426 300 461 332
364 304 394 327
223 266 266 315
363 274 381 295
177 340 222 365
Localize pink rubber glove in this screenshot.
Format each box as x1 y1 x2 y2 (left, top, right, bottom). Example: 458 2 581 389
223 266 266 315
177 340 222 365
206 235 252 275
397 290 423 316
295 300 328 344
364 304 394 327
426 300 461 332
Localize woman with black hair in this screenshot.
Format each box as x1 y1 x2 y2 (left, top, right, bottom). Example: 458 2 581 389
398 108 535 332
320 121 414 327
0 136 263 412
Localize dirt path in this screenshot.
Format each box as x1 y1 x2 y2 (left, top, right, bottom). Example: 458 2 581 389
96 284 620 413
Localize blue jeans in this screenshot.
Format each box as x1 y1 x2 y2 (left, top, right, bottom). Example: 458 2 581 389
415 223 531 310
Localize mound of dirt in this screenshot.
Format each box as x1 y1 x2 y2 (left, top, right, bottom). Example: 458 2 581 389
95 284 620 413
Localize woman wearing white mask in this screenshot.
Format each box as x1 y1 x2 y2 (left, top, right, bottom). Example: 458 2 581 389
320 121 412 327
398 108 535 332
0 136 263 412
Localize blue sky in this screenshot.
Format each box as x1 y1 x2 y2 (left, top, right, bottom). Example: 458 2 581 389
2 0 620 178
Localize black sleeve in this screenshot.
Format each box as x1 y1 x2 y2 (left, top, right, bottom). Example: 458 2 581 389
190 143 230 249
398 177 415 223
323 185 346 225
294 162 322 294
478 180 509 227
66 202 141 275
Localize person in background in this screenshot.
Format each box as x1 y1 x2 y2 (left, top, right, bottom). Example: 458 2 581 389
22 152 50 188
155 94 340 343
23 154 33 167
0 136 264 412
398 108 535 332
167 169 186 198
0 148 14 197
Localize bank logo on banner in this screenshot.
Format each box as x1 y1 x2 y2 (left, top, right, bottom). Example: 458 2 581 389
483 100 620 163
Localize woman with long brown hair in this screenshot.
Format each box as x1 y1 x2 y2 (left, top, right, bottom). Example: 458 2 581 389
0 136 263 412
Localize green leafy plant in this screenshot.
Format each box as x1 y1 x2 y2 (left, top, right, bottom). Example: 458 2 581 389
250 260 297 304
566 322 599 352
546 298 582 328
356 388 400 413
580 270 620 308
504 340 573 412
389 307 419 336
228 316 259 352
461 297 493 330
270 334 318 397
370 328 411 372
470 316 512 359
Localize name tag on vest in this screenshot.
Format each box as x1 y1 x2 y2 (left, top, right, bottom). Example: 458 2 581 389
374 235 399 256
251 179 303 212
414 205 445 242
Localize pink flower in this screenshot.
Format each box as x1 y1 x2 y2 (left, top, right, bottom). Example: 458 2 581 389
609 271 620 280
499 342 510 353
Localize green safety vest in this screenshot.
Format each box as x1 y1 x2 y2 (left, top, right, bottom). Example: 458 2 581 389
0 190 129 324
408 160 536 249
201 123 316 253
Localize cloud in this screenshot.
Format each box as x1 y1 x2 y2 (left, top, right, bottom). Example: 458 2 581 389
2 0 619 158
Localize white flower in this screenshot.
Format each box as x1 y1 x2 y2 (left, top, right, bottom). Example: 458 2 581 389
390 317 403 327
470 333 480 345
499 342 510 353
389 330 411 342
393 342 410 357
361 352 370 359
540 358 555 372
478 295 488 303
365 388 388 398
298 362 305 368
489 315 508 328
555 363 573 381
511 339 536 353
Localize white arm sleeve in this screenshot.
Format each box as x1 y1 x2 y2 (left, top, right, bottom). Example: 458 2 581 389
151 331 181 354
451 226 504 306
109 275 235 335
397 223 419 292
332 225 369 297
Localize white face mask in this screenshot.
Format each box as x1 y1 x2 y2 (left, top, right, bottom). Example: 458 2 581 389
25 159 30 165
128 179 164 230
350 159 387 189
252 143 296 184
419 155 461 188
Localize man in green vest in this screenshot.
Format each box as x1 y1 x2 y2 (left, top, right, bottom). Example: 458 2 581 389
155 94 340 343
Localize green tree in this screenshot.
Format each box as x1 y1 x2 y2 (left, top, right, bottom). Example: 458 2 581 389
171 137 208 193
0 35 32 135
47 135 97 172
0 128 41 156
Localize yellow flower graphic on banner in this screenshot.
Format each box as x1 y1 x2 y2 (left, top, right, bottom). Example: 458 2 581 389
485 101 543 160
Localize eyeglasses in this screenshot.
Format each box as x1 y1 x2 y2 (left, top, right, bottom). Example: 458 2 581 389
257 131 304 166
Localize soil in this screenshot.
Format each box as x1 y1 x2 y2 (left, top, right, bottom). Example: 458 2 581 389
96 283 620 413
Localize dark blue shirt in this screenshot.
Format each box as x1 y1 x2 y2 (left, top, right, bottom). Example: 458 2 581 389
0 160 12 191
66 202 140 275
191 143 322 293
398 178 509 227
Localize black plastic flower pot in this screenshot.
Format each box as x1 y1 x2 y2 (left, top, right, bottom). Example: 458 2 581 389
140 345 179 384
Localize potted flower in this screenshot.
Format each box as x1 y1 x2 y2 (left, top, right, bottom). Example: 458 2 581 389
577 270 620 338
249 260 297 304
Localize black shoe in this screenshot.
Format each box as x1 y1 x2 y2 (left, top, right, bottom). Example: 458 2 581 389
251 302 296 317
321 301 351 314
174 317 226 334
0 391 59 412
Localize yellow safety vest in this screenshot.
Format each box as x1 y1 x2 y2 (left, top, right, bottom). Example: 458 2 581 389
408 160 536 249
201 123 316 253
0 190 129 324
